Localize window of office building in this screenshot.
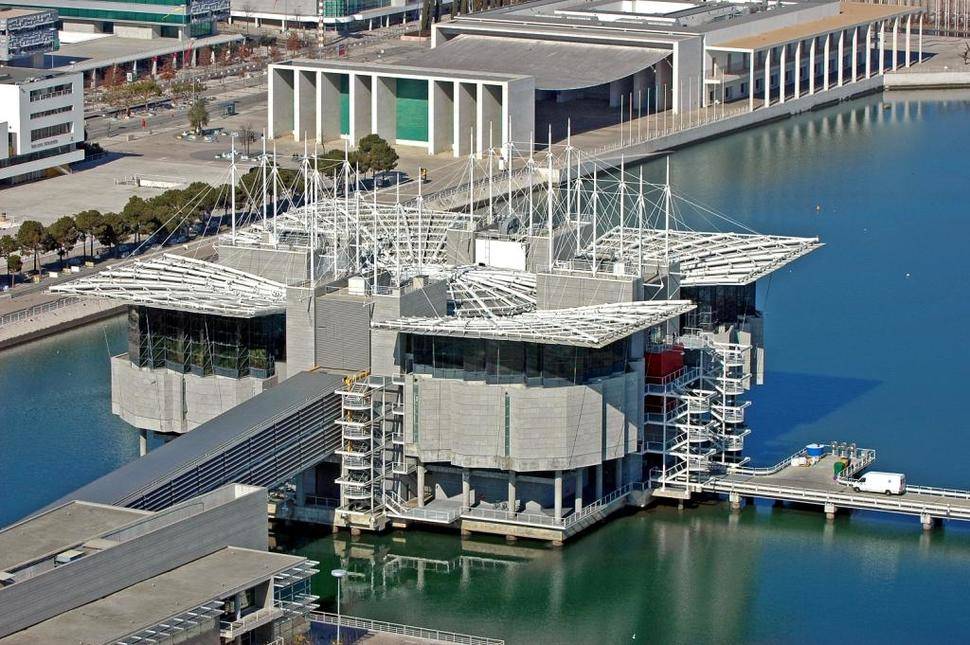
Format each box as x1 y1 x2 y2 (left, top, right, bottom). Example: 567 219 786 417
30 122 72 142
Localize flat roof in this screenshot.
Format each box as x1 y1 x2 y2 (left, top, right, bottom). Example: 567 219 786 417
0 7 49 18
715 2 918 51
0 547 305 645
0 65 69 84
0 502 147 573
280 57 531 83
49 370 343 509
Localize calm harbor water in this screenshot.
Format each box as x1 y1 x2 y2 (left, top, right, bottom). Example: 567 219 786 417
2 90 970 642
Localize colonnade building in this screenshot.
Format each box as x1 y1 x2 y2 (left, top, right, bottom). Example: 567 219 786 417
268 0 923 157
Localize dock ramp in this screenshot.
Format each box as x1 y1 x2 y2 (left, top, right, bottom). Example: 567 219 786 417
46 371 343 512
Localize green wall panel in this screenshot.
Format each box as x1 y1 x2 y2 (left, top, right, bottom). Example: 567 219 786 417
395 78 428 142
339 75 349 136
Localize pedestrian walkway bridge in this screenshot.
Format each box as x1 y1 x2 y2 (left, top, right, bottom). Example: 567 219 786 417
695 446 970 528
46 370 343 512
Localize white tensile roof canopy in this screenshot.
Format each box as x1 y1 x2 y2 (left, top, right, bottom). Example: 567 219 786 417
373 300 695 348
51 254 287 318
581 228 823 286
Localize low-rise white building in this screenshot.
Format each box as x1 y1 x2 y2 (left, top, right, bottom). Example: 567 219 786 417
0 68 84 186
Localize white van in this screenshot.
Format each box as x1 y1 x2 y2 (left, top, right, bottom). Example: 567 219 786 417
853 471 906 495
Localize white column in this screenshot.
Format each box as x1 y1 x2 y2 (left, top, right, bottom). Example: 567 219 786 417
508 471 517 513
838 30 845 86
905 15 912 68
851 26 859 82
764 47 772 106
462 468 471 507
748 51 755 111
794 40 802 99
779 44 787 103
824 33 831 91
574 470 584 513
808 36 818 94
293 70 302 142
918 16 923 63
892 16 900 71
596 464 604 499
553 470 563 520
865 23 873 78
417 465 426 507
879 21 886 74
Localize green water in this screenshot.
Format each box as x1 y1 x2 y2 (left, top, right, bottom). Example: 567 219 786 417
3 90 970 643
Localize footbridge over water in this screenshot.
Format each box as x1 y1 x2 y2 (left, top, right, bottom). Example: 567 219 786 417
693 447 970 529
46 370 344 512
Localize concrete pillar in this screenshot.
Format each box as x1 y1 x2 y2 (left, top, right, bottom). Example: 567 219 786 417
779 43 786 103
608 79 624 108
553 470 563 520
729 491 741 510
823 33 831 91
429 79 454 155
794 40 802 99
865 23 873 78
319 72 341 142
837 30 844 86
595 463 604 499
295 472 306 506
132 59 138 75
574 469 584 513
748 51 755 111
921 514 936 531
892 17 899 71
879 21 886 75
349 73 372 144
905 15 912 67
477 83 502 158
824 502 837 520
508 471 517 513
138 428 148 456
632 68 652 108
454 81 476 158
763 47 771 107
809 37 816 95
851 26 858 82
192 47 198 67
151 56 157 76
372 75 396 142
462 468 471 508
615 458 623 490
417 465 426 507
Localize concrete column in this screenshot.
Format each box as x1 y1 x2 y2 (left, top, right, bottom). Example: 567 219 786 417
794 40 802 99
350 73 372 144
132 59 138 75
138 428 148 456
865 23 873 78
151 56 157 76
905 15 912 67
608 79 624 108
809 38 816 95
778 43 786 103
921 514 936 531
763 47 771 107
462 468 471 508
748 51 755 111
295 472 306 506
574 469 584 513
553 470 563 520
477 83 502 158
837 31 845 86
454 81 476 158
615 458 623 490
595 463 604 499
508 471 517 513
879 21 886 74
823 33 831 91
824 502 837 520
892 17 899 71
319 72 341 142
372 75 396 142
417 465 426 507
632 68 651 108
429 79 454 155
192 47 198 67
851 26 858 82
729 491 741 510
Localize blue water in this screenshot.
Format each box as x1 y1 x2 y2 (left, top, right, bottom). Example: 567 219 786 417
2 90 970 642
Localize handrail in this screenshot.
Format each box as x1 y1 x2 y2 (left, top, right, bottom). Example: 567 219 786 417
0 296 83 328
310 612 504 645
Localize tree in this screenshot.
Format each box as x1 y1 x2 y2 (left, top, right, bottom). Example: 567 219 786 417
95 212 124 255
47 216 80 269
122 196 150 243
1 235 18 287
6 255 22 287
357 134 399 177
15 220 45 273
188 98 209 135
74 210 102 259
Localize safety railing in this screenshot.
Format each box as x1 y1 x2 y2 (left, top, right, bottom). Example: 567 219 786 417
310 612 504 645
0 296 82 328
384 490 460 524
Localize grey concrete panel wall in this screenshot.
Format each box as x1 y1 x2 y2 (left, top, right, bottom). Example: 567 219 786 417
111 357 274 434
216 244 309 285
286 287 317 373
430 80 454 155
506 77 535 151
373 75 397 142
673 36 705 111
350 74 372 143
0 489 267 638
478 83 502 154
370 329 401 377
320 73 342 141
536 273 641 310
446 229 475 265
315 296 371 373
406 372 640 472
270 67 295 139
295 69 317 142
455 82 476 157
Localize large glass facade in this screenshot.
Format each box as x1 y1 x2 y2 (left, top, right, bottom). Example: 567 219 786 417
128 306 285 378
407 334 630 386
681 284 757 328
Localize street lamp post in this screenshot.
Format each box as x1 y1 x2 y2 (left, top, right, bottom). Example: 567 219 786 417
331 568 348 644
